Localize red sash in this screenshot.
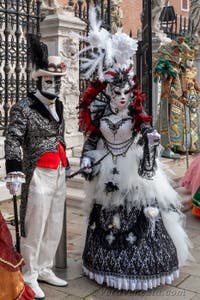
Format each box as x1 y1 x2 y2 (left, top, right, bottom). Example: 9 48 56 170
36 143 68 169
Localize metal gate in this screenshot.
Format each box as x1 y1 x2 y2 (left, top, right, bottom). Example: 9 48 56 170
136 3 194 116
136 0 152 116
73 0 111 32
0 0 41 131
160 6 194 41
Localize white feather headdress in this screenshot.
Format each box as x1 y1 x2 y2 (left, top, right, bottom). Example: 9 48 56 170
80 7 138 82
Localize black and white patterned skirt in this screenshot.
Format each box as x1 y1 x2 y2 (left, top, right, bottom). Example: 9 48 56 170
82 203 179 291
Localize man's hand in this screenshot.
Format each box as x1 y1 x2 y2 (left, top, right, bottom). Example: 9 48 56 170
147 130 160 147
5 172 25 195
81 157 92 174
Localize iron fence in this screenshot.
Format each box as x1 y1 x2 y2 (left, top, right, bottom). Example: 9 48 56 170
160 6 194 40
0 0 41 131
136 0 152 116
136 4 195 116
70 0 111 32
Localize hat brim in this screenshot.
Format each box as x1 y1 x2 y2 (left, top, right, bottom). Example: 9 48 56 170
32 69 67 79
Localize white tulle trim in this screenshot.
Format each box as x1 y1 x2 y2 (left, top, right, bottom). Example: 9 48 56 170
83 266 179 291
84 146 181 211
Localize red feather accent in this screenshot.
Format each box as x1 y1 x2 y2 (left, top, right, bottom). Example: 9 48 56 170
79 76 151 135
79 80 107 134
131 76 152 131
104 70 116 77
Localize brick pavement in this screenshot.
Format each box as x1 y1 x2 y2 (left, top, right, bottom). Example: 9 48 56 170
1 201 200 300
1 156 200 299
42 208 200 300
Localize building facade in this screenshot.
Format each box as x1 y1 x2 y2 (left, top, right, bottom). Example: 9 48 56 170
56 0 190 37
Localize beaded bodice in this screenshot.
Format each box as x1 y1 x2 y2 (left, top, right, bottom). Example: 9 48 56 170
100 114 135 156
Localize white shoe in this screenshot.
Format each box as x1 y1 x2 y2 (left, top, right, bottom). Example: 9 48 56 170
28 281 45 299
38 269 68 287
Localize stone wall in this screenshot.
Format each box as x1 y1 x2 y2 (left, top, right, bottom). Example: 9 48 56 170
36 8 86 152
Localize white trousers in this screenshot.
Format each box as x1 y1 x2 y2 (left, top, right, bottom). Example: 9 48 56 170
21 164 66 284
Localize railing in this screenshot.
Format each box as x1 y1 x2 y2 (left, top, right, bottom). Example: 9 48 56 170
69 0 111 32
160 7 194 40
136 0 152 116
0 0 41 132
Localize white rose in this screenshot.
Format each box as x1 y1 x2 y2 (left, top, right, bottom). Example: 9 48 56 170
144 207 159 219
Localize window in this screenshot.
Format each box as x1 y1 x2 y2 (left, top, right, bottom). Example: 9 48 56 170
181 0 189 11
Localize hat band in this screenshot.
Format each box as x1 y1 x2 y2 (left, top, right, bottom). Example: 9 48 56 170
46 62 66 73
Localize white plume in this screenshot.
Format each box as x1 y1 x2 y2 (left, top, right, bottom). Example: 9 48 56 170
112 32 138 71
89 6 102 32
79 6 138 82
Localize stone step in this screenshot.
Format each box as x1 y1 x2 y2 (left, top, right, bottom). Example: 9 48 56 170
69 157 80 172
0 159 6 178
175 186 191 195
161 154 196 168
0 181 12 203
67 156 85 205
160 156 190 181
161 156 192 212
161 155 186 164
66 187 85 209
175 186 192 212
72 146 82 158
67 175 85 189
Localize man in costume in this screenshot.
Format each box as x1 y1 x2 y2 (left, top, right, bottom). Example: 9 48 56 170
5 36 69 299
180 46 200 152
77 8 191 291
154 39 186 158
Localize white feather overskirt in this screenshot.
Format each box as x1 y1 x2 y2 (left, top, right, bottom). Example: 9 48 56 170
84 143 192 266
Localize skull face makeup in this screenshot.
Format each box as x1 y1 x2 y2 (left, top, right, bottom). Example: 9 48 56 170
37 75 61 99
108 82 132 113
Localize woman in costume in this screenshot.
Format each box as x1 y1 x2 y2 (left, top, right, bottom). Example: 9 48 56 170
78 8 191 291
179 46 200 217
180 154 200 217
0 211 35 300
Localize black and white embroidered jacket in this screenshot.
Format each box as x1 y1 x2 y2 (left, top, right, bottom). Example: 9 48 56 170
4 92 66 236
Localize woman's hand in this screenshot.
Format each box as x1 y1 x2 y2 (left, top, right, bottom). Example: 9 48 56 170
147 130 160 147
81 157 92 174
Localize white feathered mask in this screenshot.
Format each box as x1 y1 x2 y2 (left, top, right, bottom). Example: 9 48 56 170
79 7 138 82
